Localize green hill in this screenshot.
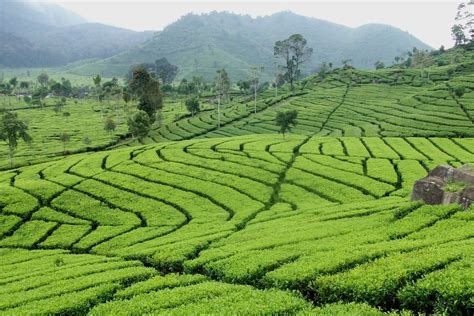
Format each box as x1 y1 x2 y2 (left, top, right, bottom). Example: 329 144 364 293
0 46 473 314
71 11 431 80
128 48 473 144
0 1 154 67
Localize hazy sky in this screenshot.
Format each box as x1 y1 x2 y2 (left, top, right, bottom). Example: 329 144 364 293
49 0 460 48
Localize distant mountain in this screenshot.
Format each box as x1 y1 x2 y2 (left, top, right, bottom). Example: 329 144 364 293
0 0 154 67
71 11 432 80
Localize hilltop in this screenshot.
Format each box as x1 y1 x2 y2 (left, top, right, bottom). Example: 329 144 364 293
0 0 154 67
71 11 431 79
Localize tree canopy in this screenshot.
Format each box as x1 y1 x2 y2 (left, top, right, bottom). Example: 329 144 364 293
275 110 298 136
0 111 32 166
128 66 163 122
274 34 313 91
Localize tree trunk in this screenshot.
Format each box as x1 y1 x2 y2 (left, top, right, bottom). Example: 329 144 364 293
8 147 13 168
254 85 257 114
217 95 221 129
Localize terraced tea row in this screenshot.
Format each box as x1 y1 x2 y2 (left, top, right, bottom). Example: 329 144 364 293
143 67 474 144
0 134 473 313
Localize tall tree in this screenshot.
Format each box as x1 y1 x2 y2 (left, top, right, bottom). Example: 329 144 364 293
37 73 49 87
128 66 163 123
452 1 474 46
275 110 298 137
274 34 313 91
0 111 32 167
452 24 467 46
59 132 70 154
250 66 264 114
127 110 151 140
104 117 117 140
155 58 179 84
93 75 102 87
185 96 200 117
214 68 230 128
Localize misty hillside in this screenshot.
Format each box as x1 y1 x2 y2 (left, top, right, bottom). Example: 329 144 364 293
72 11 432 80
0 0 154 67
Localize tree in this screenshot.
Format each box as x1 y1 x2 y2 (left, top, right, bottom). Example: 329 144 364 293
128 66 163 123
237 80 250 93
191 76 205 95
374 61 385 69
127 110 151 140
104 117 117 139
452 1 474 46
93 75 102 87
155 58 178 84
214 68 230 128
453 85 466 98
452 24 467 46
31 86 48 107
19 81 29 90
178 79 196 95
53 99 65 114
318 62 330 78
62 111 71 122
185 97 200 117
123 89 131 104
274 34 313 91
250 66 264 114
342 59 353 70
0 111 32 167
37 73 49 87
59 132 70 153
273 73 285 97
83 135 91 146
9 77 18 91
275 110 298 137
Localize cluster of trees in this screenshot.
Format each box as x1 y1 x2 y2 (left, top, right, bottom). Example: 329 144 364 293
451 1 473 47
127 58 178 89
125 66 164 139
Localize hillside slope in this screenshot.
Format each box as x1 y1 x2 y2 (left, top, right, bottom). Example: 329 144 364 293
135 50 474 144
71 11 431 79
0 134 472 314
0 1 154 67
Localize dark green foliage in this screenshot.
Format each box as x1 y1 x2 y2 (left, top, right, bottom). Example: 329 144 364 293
374 61 385 69
185 97 200 117
127 110 151 140
454 85 465 98
37 73 49 87
128 67 163 122
275 110 298 136
104 117 117 136
274 34 313 91
0 111 32 166
155 58 179 84
237 80 251 93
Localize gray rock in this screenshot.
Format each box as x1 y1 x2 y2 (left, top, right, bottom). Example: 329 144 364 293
411 164 474 209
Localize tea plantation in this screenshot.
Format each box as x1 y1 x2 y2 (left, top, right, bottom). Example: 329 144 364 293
0 49 473 314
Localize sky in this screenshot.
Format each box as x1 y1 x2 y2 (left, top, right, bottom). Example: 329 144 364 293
49 0 461 48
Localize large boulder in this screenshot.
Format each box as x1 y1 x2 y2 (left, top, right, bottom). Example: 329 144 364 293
411 164 474 209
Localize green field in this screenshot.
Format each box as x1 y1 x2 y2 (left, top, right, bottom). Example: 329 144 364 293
0 133 473 314
0 48 473 315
